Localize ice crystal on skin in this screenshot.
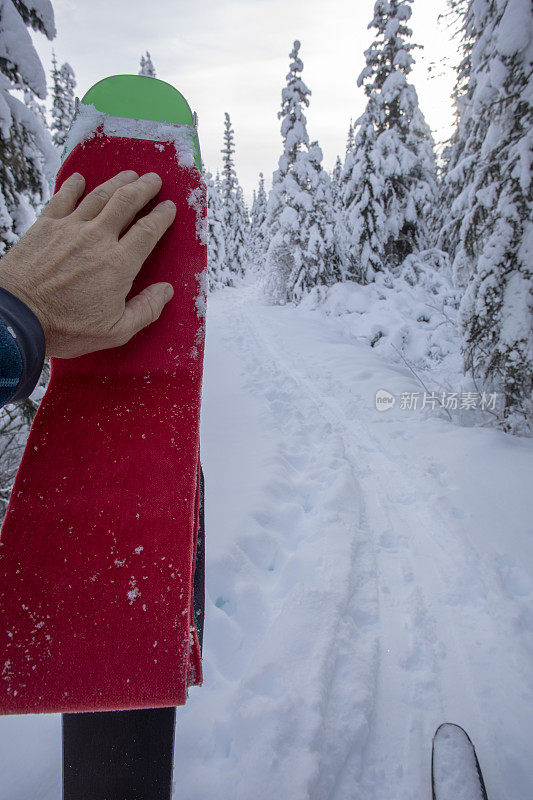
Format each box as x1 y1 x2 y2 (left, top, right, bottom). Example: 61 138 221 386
127 577 140 604
195 265 208 320
187 185 208 245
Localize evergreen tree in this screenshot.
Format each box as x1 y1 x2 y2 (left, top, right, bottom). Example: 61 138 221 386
346 118 355 154
0 1 59 522
50 51 76 148
437 0 477 278
449 0 533 432
264 44 342 303
262 40 311 265
249 172 268 275
0 369 49 519
24 86 47 127
263 39 312 302
220 112 246 283
288 141 343 301
340 0 438 281
330 154 343 210
247 188 257 276
233 185 250 278
203 167 227 290
139 51 156 78
338 103 386 282
0 0 59 249
333 120 356 238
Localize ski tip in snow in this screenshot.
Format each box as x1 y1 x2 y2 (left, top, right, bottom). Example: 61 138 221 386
432 723 488 800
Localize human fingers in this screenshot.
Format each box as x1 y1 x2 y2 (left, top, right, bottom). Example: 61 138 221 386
117 199 176 270
105 282 174 349
70 169 139 221
95 172 166 239
40 172 86 219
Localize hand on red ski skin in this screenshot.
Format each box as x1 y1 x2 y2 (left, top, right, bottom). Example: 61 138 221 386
0 169 176 358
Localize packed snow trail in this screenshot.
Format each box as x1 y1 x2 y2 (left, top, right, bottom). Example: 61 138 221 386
182 284 533 800
0 283 532 799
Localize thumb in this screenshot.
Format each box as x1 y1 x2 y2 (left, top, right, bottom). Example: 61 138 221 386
113 283 174 345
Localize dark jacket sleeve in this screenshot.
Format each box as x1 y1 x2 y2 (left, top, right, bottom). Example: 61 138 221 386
0 286 46 407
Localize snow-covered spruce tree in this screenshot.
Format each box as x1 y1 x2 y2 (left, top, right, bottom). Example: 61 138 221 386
248 172 268 276
340 0 438 281
246 188 257 277
262 40 312 303
139 51 156 78
260 162 284 276
265 46 343 303
331 120 356 249
451 0 533 432
330 155 343 210
24 85 47 127
436 0 478 278
337 100 386 282
287 141 342 301
262 40 311 270
220 112 246 283
203 167 227 290
346 118 355 154
50 51 76 148
0 0 59 521
249 186 258 266
233 184 250 278
0 0 59 247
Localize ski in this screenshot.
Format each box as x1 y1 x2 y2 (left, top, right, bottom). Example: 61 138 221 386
0 74 207 716
432 723 489 800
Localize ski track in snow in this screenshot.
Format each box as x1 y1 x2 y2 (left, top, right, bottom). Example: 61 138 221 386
0 284 532 800
175 285 533 800
227 295 380 800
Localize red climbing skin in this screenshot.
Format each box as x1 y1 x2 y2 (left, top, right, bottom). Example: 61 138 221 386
0 131 207 715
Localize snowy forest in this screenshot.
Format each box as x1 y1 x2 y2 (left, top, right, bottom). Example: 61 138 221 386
208 1 532 441
0 2 532 797
0 0 531 520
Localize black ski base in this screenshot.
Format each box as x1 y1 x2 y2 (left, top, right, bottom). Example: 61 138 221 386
62 706 176 800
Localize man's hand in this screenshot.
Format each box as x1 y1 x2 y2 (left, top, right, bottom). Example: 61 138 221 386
0 169 177 358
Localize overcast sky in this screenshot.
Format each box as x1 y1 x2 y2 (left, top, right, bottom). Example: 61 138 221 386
32 0 459 208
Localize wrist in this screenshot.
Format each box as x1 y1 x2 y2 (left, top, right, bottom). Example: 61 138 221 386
0 273 48 343
0 285 46 400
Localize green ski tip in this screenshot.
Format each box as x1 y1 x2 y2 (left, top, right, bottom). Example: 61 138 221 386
80 75 202 171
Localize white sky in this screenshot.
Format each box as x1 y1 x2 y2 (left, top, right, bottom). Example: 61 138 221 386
32 0 460 209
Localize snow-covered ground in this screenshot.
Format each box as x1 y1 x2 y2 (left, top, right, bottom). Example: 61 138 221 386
1 283 532 800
